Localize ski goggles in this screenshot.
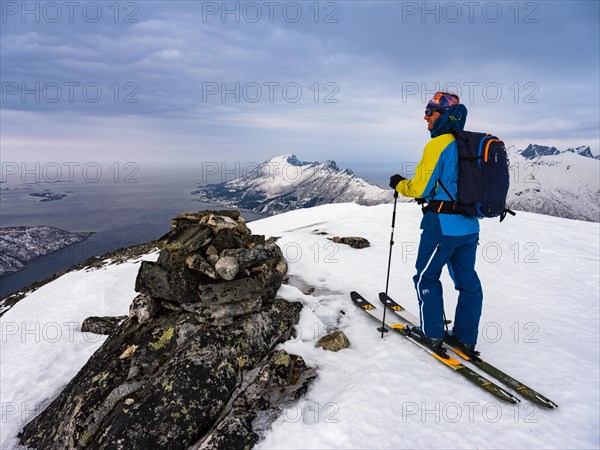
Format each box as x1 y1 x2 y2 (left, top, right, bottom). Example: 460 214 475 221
425 108 444 117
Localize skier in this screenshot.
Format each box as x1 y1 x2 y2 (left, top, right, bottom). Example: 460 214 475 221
389 92 482 359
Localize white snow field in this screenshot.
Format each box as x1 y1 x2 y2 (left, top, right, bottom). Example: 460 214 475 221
1 203 599 449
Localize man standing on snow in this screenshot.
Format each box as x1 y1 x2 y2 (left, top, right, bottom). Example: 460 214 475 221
389 92 482 360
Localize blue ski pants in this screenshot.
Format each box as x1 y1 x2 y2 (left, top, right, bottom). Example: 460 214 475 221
413 231 483 345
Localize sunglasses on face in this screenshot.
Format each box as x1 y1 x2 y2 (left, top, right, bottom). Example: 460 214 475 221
425 108 443 117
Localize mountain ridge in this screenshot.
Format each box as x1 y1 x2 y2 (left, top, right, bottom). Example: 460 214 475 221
519 143 598 160
193 146 599 222
192 154 395 214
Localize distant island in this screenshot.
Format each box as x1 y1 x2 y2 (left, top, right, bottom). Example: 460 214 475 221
29 192 68 202
0 226 93 276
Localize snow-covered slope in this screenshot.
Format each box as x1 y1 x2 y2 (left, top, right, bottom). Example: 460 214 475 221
507 146 599 222
2 204 598 449
192 154 397 214
0 251 160 449
0 226 93 275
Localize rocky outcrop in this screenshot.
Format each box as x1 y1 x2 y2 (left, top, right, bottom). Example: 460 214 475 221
81 316 127 335
197 350 316 450
19 210 311 450
317 331 351 352
331 236 371 249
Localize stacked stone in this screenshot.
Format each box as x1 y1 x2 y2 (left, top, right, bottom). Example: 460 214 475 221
19 210 309 450
133 210 288 325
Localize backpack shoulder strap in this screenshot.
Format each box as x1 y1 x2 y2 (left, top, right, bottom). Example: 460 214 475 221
436 180 456 203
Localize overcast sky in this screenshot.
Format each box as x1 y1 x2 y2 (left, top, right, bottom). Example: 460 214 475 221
1 1 599 176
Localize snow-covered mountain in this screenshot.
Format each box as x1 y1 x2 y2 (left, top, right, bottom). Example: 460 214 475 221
194 150 599 222
192 155 396 214
0 226 93 275
1 204 598 449
564 145 598 159
506 145 599 222
520 143 599 160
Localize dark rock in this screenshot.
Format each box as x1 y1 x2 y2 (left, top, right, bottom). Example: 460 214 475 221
161 226 213 268
19 300 302 450
197 350 316 450
331 236 371 249
211 229 245 253
170 211 205 232
317 330 351 352
135 261 201 303
19 210 311 450
29 192 68 202
160 300 184 312
129 294 161 324
247 234 266 247
198 411 258 450
170 210 240 234
186 254 218 279
235 217 252 236
81 316 127 335
198 277 264 304
135 261 176 301
221 246 274 270
200 214 241 235
206 296 262 321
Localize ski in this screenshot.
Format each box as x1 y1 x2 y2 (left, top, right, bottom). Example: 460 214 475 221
350 291 520 404
378 292 558 409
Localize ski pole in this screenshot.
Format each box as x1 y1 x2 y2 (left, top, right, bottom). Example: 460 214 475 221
378 191 398 338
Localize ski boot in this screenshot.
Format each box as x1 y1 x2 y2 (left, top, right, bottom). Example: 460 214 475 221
410 327 449 359
444 331 481 361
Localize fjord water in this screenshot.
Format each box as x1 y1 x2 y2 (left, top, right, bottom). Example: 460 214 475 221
0 175 267 297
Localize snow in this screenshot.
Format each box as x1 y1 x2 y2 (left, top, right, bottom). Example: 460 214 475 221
0 252 159 450
507 147 600 222
251 203 600 449
1 203 599 449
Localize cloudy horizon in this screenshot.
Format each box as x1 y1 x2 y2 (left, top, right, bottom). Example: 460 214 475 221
1 1 599 179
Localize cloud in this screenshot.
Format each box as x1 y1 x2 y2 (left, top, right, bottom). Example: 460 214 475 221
1 1 598 167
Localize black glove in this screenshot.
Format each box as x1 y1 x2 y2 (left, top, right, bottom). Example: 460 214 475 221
389 174 405 189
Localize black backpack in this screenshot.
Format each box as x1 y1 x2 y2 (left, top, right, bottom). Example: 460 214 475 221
424 131 515 221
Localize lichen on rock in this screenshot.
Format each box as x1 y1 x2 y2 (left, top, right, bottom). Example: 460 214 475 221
19 210 313 450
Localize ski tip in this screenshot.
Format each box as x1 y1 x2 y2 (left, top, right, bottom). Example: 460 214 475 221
349 291 371 307
378 292 390 303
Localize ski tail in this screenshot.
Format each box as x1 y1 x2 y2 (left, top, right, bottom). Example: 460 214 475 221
378 292 558 409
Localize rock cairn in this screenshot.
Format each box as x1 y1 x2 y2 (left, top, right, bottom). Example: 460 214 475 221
20 210 313 450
